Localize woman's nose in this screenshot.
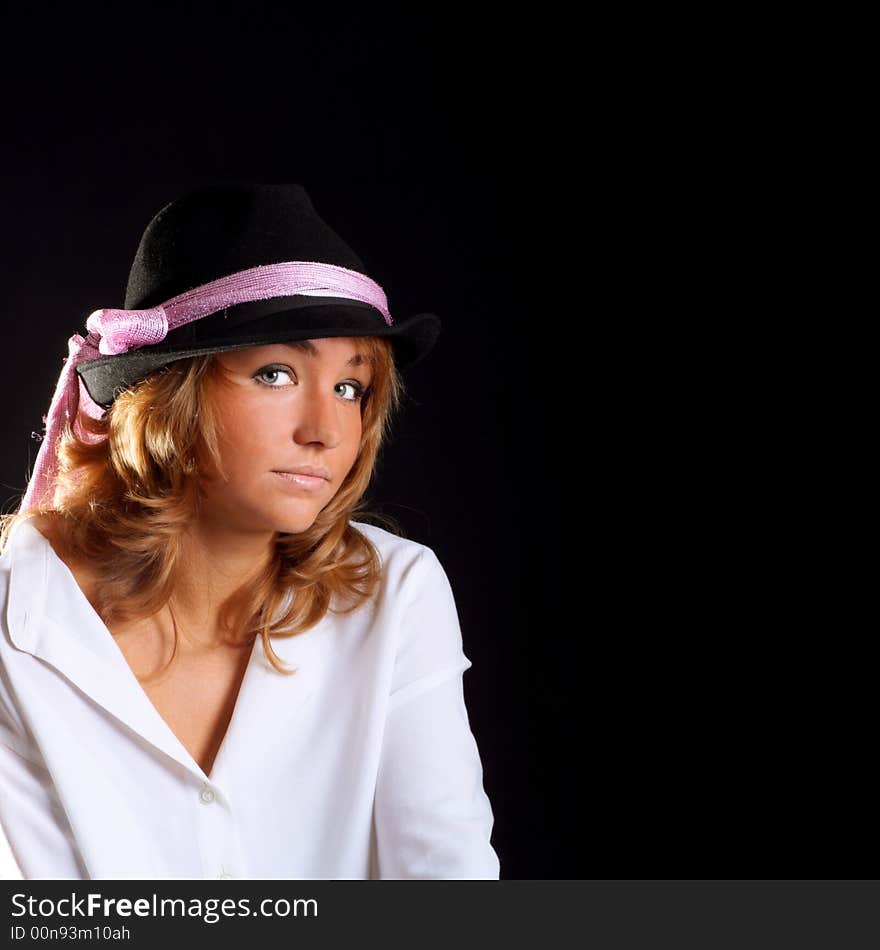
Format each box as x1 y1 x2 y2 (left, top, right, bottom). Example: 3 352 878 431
291 388 343 446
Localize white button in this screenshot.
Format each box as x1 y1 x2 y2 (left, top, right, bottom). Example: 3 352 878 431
199 785 216 804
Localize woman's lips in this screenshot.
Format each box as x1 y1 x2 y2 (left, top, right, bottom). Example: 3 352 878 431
272 471 327 491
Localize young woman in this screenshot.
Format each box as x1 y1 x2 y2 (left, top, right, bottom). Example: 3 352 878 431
0 183 500 880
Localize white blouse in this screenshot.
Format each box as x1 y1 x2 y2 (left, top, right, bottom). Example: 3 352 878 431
0 517 500 880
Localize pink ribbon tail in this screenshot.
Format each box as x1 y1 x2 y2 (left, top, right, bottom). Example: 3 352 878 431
20 332 101 513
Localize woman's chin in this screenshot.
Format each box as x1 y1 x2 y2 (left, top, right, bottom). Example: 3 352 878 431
270 508 321 535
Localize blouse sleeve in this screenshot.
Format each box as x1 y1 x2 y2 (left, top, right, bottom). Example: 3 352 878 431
0 657 82 880
372 547 500 880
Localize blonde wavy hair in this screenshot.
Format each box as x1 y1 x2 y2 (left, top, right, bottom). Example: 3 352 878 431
0 336 406 678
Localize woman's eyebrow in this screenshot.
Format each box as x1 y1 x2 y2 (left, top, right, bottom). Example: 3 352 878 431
282 340 368 367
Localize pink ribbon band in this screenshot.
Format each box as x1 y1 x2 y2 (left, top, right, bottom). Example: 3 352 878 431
86 260 392 355
22 260 392 513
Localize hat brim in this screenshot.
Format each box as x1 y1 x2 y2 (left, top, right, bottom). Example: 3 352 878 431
76 298 441 409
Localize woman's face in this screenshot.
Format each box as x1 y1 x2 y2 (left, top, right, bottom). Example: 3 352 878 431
198 337 372 535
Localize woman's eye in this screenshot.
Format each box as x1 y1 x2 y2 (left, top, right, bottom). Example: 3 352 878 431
253 366 366 403
335 381 366 402
254 366 295 387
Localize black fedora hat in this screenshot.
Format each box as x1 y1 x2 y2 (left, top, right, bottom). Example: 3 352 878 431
75 183 442 409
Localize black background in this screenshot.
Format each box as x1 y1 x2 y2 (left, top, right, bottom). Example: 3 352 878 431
1 5 871 881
